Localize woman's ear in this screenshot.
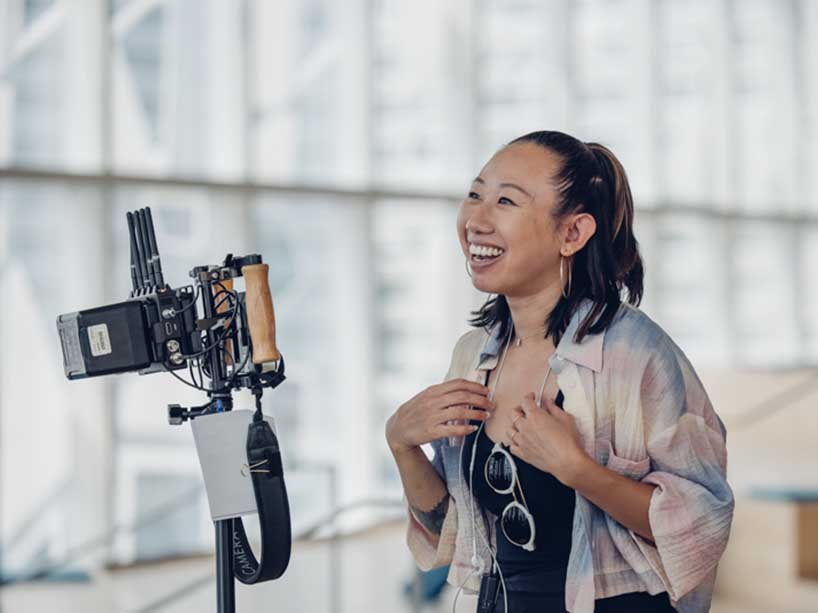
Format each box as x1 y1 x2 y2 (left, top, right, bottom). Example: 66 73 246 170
562 212 596 254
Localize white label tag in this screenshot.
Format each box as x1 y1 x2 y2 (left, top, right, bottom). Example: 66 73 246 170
88 323 112 357
191 410 278 520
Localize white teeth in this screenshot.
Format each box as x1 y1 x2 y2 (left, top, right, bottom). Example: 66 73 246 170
469 243 504 257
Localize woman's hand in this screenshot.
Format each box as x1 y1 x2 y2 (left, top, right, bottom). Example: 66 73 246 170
507 392 589 486
385 379 496 455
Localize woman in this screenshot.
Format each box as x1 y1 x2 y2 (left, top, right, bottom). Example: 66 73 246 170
385 131 734 612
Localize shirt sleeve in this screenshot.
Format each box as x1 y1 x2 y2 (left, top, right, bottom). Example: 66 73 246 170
404 438 459 570
403 333 468 571
627 334 735 604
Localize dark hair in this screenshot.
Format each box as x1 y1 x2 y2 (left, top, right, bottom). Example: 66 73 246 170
468 130 644 346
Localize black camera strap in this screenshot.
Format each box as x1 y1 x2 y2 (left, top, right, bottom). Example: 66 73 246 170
232 412 292 584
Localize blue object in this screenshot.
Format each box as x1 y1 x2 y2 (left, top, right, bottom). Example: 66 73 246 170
403 565 450 602
747 486 818 503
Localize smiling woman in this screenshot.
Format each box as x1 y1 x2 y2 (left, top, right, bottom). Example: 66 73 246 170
386 130 733 613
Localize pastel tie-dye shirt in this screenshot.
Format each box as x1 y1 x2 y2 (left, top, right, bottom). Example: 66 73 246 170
404 297 734 612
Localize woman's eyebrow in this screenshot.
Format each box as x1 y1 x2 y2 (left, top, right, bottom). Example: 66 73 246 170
472 176 532 198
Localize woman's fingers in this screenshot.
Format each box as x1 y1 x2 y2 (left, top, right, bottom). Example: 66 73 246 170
440 406 491 423
435 422 480 438
436 378 491 398
520 392 537 415
501 407 523 445
390 379 492 449
439 389 496 412
510 407 525 430
542 394 567 420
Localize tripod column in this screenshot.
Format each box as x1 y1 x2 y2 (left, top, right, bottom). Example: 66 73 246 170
216 518 235 613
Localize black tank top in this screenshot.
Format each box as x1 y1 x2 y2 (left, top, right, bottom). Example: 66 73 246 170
461 372 674 610
461 388 574 593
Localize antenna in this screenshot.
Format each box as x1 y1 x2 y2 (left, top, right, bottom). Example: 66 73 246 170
126 212 142 293
144 207 165 288
134 209 156 288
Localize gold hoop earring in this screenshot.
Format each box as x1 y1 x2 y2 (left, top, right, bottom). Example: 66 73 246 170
560 253 573 298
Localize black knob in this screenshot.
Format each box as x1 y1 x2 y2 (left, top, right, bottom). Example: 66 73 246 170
168 404 188 425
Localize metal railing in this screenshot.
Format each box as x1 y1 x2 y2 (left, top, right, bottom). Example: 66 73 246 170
0 457 424 613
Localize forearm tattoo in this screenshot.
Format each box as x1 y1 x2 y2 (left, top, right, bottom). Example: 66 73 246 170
411 493 450 535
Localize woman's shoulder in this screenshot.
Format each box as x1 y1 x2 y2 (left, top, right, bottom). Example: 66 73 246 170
604 301 722 434
603 301 679 364
606 301 665 342
599 301 697 397
442 326 489 382
453 326 490 353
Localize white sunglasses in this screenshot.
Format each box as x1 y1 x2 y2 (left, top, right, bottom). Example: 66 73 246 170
484 441 536 551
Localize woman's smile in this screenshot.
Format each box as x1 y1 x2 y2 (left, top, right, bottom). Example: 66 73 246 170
469 249 506 269
468 241 507 270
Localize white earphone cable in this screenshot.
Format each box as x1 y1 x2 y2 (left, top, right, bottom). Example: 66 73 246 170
451 420 508 613
451 320 514 613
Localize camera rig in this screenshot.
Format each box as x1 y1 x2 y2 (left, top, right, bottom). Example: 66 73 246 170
56 207 291 613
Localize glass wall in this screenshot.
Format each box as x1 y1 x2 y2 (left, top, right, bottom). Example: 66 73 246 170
1 0 817 582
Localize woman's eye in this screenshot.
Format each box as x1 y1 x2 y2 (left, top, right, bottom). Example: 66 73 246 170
498 197 516 206
468 191 480 200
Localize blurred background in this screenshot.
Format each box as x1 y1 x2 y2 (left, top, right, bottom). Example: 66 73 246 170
1 0 818 611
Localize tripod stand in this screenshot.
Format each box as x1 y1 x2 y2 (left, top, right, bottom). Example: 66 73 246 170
166 263 290 613
216 518 236 612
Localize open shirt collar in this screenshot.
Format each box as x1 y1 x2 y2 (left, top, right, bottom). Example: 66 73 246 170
474 297 605 373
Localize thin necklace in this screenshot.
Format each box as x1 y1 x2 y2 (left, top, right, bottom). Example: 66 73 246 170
489 319 552 418
511 325 545 347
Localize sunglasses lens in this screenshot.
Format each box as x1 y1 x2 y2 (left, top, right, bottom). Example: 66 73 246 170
485 450 514 492
502 505 533 547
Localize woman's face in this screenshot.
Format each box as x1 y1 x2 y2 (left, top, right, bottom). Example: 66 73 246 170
456 141 568 297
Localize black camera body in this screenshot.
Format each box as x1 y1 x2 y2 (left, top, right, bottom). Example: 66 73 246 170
57 285 200 379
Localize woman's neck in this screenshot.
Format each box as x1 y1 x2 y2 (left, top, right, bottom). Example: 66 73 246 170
506 286 562 344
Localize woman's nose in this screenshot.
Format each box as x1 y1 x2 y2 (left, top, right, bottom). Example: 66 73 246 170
466 205 492 233
466 219 493 237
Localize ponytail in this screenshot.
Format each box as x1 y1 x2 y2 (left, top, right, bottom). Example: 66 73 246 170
585 142 643 303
